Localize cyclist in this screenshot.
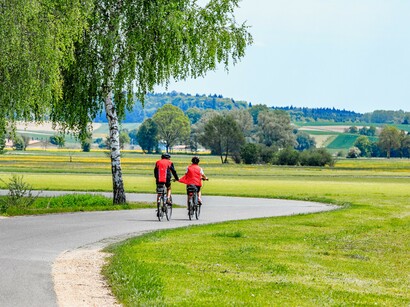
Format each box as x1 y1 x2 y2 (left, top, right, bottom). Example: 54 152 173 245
179 156 208 206
154 153 179 204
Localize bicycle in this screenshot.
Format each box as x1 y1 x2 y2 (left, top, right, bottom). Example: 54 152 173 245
156 183 172 221
186 179 208 220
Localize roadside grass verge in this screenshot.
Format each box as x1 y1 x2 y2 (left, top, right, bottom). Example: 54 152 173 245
103 176 409 306
0 194 154 216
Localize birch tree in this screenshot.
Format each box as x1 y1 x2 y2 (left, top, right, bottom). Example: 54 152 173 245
0 0 91 126
52 0 252 203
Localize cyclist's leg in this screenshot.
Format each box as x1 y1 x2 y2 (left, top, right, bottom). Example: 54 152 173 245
186 187 192 210
165 181 172 204
197 186 202 204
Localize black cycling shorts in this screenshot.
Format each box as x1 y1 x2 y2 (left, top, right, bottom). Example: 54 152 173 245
186 185 201 194
157 182 171 189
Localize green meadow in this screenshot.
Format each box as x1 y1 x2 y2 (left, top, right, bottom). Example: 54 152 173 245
0 151 409 305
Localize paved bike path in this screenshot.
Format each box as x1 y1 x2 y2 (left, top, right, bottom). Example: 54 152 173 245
0 190 337 307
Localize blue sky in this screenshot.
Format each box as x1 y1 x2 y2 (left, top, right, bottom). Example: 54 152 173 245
156 0 410 113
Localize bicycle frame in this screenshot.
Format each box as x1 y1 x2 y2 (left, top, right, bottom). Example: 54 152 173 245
187 184 200 220
156 183 171 221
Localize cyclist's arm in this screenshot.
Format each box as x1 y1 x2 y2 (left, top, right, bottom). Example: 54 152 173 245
154 166 158 180
170 163 179 181
200 168 208 180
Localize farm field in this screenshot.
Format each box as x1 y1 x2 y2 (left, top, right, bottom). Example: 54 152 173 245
11 121 409 154
0 151 409 305
11 122 140 149
1 151 410 194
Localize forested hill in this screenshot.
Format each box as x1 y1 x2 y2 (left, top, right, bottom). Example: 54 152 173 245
273 106 362 122
93 91 409 124
94 91 249 123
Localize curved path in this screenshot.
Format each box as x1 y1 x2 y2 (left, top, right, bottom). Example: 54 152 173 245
0 191 336 307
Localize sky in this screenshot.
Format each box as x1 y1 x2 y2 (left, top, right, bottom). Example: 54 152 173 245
155 0 410 113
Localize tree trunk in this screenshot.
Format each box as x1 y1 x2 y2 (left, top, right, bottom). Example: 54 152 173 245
104 91 126 204
224 143 229 163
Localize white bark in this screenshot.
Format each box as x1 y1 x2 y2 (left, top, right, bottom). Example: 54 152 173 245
104 92 126 204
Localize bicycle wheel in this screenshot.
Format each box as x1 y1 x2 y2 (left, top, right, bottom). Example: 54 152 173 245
166 196 172 221
188 197 194 220
157 195 164 221
195 202 201 220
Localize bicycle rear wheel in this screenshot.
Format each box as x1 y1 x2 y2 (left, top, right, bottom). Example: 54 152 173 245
188 197 194 220
157 195 164 221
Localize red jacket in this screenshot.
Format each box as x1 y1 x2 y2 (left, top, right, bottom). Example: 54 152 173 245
179 164 203 186
154 159 178 183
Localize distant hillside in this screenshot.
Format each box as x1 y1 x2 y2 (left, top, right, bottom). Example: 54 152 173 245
274 106 363 122
93 91 410 125
94 91 248 123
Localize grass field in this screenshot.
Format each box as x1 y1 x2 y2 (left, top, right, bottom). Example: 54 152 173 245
326 134 359 150
0 151 409 305
101 158 409 306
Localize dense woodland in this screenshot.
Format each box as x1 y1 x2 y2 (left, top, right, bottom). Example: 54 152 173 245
93 92 410 125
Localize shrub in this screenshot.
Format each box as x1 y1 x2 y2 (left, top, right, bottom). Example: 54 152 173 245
347 147 361 158
259 145 277 164
276 148 300 165
50 134 65 148
81 140 91 152
13 135 25 150
0 175 40 213
300 148 334 167
241 143 260 164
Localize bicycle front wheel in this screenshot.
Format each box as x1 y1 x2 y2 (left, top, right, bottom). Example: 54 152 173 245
195 202 201 220
164 195 172 221
166 204 172 221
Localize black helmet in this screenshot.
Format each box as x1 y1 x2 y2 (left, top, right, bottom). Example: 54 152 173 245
161 153 171 159
191 156 200 164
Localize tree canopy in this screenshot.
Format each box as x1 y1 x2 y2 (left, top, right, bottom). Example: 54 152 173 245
137 119 158 153
51 0 252 136
199 114 245 163
257 110 296 149
378 126 401 158
0 0 91 125
153 104 190 152
50 0 252 203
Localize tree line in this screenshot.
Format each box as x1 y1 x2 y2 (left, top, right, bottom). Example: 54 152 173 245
348 126 410 159
94 92 410 125
133 104 333 166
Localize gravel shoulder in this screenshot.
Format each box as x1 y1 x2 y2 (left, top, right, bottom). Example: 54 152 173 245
53 248 120 307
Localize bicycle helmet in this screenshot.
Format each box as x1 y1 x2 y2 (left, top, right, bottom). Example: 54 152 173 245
161 153 171 159
191 156 200 164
